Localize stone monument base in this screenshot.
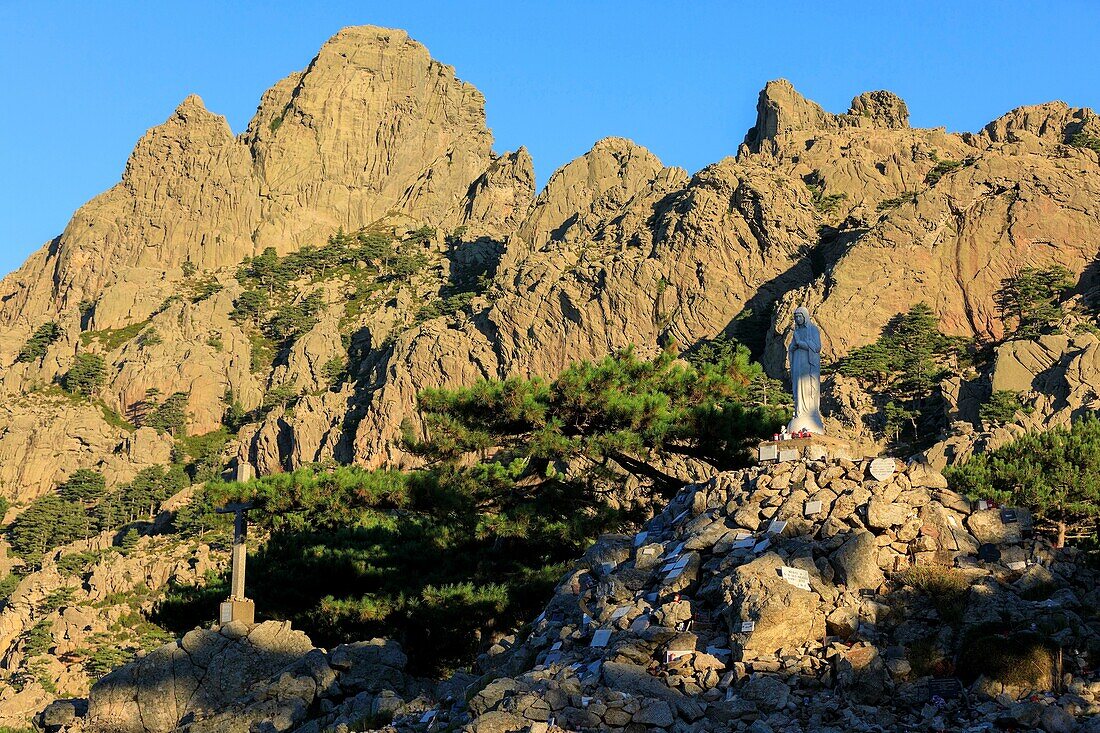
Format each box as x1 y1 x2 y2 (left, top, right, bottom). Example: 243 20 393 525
756 434 859 463
219 598 255 625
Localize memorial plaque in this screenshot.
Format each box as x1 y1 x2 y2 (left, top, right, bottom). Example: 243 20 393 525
927 678 963 700
732 536 756 550
665 649 694 664
667 542 686 558
640 547 657 556
1007 560 1027 571
610 606 631 620
976 499 990 511
590 629 612 647
779 566 811 591
674 555 691 569
420 711 437 724
804 500 823 516
666 567 684 581
672 509 689 524
758 444 779 462
977 543 1001 563
737 620 756 633
582 614 592 627
753 539 771 553
1001 509 1018 524
869 458 896 482
629 616 650 633
634 531 648 546
778 449 799 462
767 519 788 535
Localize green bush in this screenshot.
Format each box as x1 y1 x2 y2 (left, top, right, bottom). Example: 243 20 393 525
834 303 966 446
925 159 962 185
8 494 92 565
980 390 1030 426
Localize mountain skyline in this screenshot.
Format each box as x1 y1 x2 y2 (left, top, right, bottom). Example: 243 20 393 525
3 0 1100 277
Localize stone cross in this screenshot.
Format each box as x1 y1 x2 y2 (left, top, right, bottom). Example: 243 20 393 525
215 501 257 624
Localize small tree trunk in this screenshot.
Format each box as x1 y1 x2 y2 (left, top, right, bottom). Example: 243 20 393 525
1056 519 1066 549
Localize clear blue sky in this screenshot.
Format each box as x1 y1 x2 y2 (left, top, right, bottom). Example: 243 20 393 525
2 1 1098 277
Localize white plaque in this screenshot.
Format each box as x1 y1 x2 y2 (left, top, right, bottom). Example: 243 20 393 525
778 449 799 462
767 519 787 535
758 444 779 461
804 500 823 516
732 536 756 550
1007 560 1026 570
737 620 756 633
779 566 811 591
591 629 612 647
665 649 693 664
869 458 896 482
610 606 630 620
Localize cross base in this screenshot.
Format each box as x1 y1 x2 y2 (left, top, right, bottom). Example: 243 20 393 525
219 598 255 625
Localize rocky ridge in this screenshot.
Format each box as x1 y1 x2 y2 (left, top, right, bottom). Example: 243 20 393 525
1 27 1099 490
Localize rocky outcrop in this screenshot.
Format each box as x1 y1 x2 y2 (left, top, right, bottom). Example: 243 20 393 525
81 624 418 733
0 532 223 728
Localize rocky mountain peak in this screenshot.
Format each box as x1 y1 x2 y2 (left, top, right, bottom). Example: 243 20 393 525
980 100 1100 144
743 79 832 150
846 89 909 128
744 81 914 151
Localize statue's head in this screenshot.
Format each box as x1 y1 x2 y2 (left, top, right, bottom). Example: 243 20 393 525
793 307 810 328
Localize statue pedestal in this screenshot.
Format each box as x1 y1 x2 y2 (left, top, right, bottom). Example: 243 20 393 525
757 434 858 463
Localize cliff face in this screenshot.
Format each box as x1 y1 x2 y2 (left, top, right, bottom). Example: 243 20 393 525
1 24 1099 494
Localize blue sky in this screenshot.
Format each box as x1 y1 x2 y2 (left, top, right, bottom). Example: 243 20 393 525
2 1 1098 277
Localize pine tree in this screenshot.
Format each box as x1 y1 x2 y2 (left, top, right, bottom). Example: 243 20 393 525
946 416 1100 546
995 265 1073 341
62 353 106 397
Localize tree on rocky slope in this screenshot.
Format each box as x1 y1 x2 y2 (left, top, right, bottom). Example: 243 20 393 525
412 346 787 496
15 321 62 363
946 416 1100 547
995 265 1074 341
836 303 967 447
62 353 106 397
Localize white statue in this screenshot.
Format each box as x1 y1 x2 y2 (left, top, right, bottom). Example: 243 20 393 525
787 306 825 434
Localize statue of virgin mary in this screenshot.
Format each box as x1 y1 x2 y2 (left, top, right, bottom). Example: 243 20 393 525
787 306 825 434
